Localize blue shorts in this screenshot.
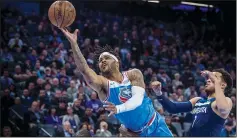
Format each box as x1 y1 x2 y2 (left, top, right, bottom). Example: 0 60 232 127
140 112 173 137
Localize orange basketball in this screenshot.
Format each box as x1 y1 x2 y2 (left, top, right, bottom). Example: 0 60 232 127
48 0 76 28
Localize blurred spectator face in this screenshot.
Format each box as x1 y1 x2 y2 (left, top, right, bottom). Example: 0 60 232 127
39 90 45 97
39 42 45 48
31 101 39 112
174 73 180 80
3 126 12 137
23 89 29 96
15 65 21 73
51 108 56 115
53 31 58 36
55 90 61 98
100 121 108 130
84 38 91 45
225 123 233 131
85 108 92 116
60 69 66 76
139 60 144 66
63 121 71 131
4 89 10 96
70 81 76 88
176 88 183 96
161 72 166 78
59 102 66 109
165 116 172 125
14 97 21 104
67 107 73 115
32 49 37 56
35 62 41 69
52 78 59 86
82 123 88 130
42 50 48 56
78 86 84 93
45 83 51 91
94 39 99 46
91 92 97 100
62 91 67 97
123 32 128 38
28 82 35 90
74 99 82 107
147 68 153 74
37 78 44 85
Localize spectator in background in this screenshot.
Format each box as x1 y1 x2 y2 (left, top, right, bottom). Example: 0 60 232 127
1 88 15 126
73 99 85 118
86 92 103 114
0 70 14 90
181 67 195 88
95 121 112 137
56 121 76 137
10 97 27 120
8 33 23 48
62 106 80 130
2 126 13 137
1 47 14 62
221 121 236 137
172 73 183 92
45 107 62 126
21 89 33 108
67 80 77 101
165 116 178 137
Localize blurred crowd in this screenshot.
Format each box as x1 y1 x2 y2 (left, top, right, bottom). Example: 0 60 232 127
1 2 236 137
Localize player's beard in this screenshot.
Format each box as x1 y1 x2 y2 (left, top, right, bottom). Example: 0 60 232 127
101 63 117 77
205 88 215 96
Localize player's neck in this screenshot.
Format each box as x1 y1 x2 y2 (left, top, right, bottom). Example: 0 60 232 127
208 93 216 99
107 71 123 83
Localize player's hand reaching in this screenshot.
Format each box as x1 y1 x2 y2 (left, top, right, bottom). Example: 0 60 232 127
103 101 117 117
151 81 162 96
59 28 79 45
201 70 221 85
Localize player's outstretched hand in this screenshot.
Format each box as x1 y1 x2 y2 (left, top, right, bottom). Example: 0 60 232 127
59 28 79 45
151 81 162 96
103 101 117 117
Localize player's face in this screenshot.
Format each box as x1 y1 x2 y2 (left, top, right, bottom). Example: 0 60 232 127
99 55 118 74
204 72 223 93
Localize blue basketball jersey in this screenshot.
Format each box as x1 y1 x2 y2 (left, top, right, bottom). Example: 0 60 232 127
189 98 226 136
103 72 156 132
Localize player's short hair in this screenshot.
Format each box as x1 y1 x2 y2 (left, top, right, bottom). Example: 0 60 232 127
94 45 120 62
213 68 233 93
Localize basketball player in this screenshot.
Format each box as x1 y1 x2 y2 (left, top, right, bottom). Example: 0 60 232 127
151 69 233 136
59 28 172 136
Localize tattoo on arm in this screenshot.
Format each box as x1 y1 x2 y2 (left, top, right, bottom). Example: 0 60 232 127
128 69 145 88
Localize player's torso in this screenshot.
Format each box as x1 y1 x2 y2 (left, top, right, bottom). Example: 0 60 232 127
189 98 225 136
104 72 156 131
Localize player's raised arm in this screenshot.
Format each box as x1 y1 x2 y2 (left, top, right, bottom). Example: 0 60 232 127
60 28 105 92
151 81 201 113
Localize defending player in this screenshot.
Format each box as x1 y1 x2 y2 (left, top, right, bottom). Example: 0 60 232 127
60 28 172 136
151 69 233 136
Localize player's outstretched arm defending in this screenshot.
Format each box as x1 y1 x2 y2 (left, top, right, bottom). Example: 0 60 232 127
151 81 201 113
104 69 146 116
60 28 106 94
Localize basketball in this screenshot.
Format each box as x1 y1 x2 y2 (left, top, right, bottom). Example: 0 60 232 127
48 0 76 28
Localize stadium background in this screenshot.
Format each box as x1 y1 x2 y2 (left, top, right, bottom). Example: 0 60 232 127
0 0 236 137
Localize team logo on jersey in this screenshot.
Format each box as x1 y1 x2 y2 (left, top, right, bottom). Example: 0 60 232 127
118 87 132 103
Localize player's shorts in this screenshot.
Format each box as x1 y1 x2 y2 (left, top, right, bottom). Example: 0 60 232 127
133 112 173 137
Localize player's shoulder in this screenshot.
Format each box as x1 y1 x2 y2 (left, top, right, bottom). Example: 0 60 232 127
189 97 203 106
126 68 143 76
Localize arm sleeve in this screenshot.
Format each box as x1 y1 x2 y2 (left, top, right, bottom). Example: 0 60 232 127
116 86 145 114
157 94 193 113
